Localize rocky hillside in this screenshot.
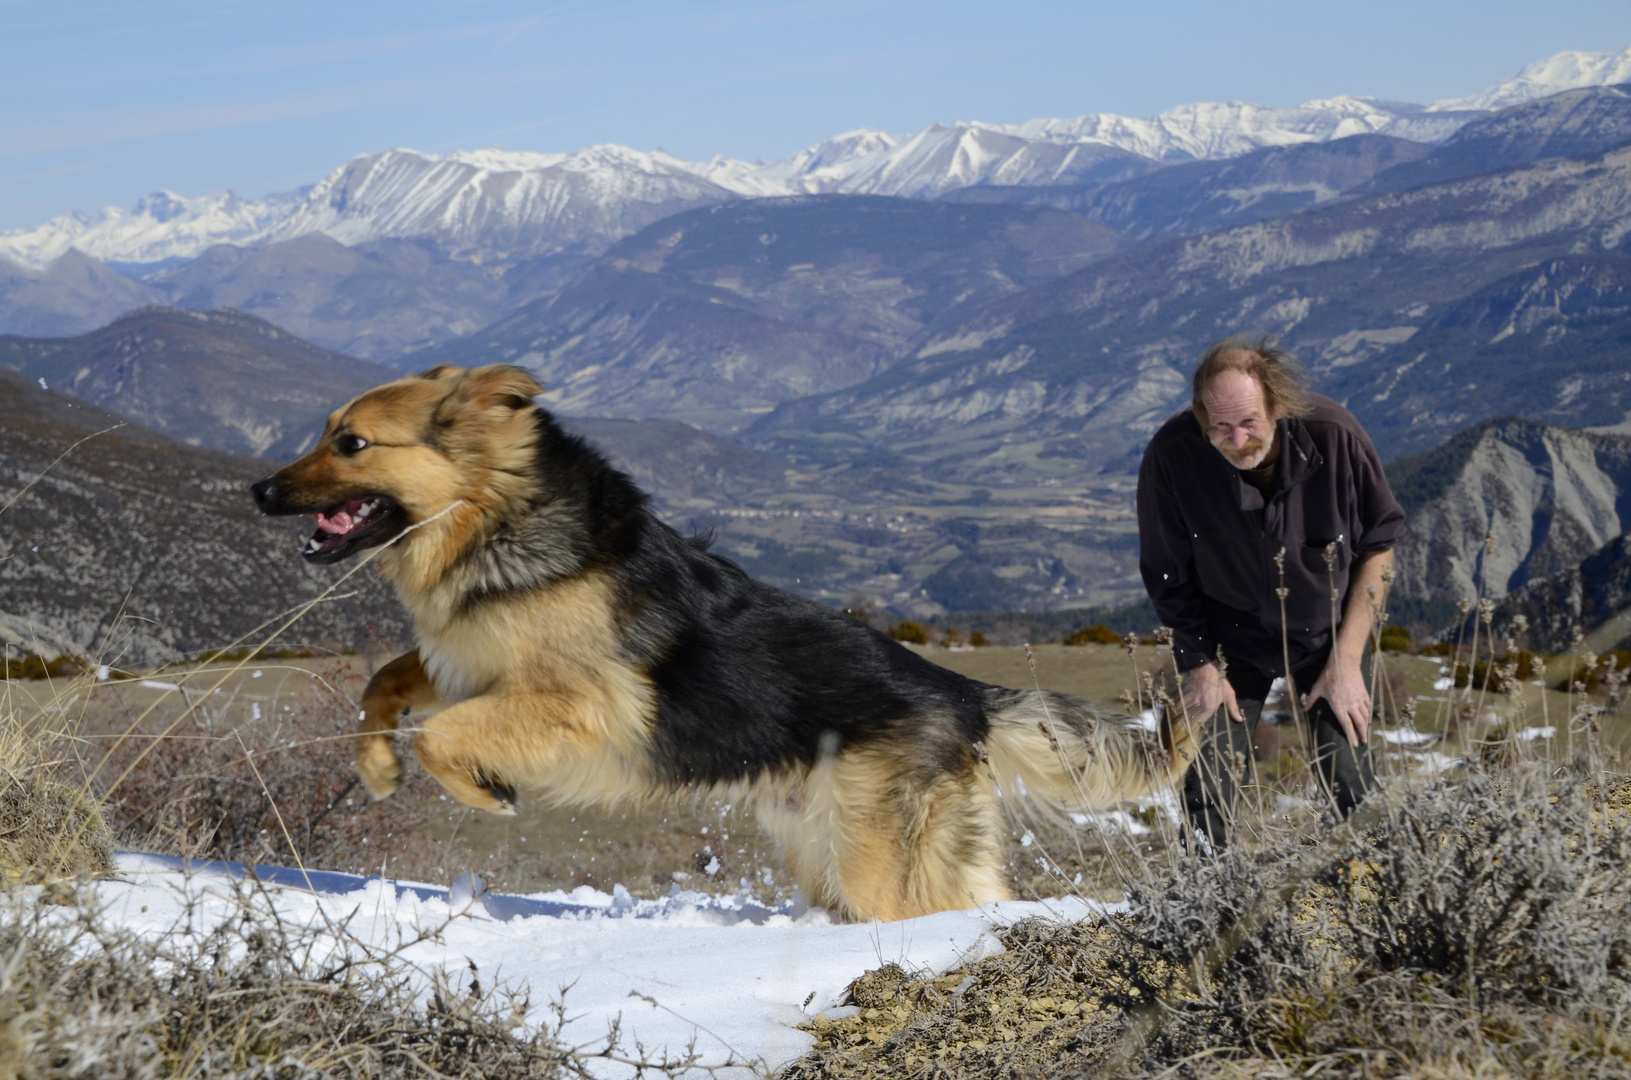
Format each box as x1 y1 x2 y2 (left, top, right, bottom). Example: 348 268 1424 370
0 307 394 458
752 132 1631 480
416 195 1128 430
955 133 1432 239
1384 418 1631 632
1492 534 1631 653
1349 83 1631 194
949 84 1631 241
0 251 165 338
0 369 410 668
1325 253 1631 456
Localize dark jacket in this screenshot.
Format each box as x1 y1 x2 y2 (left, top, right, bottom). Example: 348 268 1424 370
1137 394 1405 678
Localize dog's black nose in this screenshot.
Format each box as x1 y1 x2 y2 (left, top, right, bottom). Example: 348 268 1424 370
250 477 278 512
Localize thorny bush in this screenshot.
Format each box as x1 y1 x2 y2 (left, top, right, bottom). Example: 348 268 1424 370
0 878 731 1080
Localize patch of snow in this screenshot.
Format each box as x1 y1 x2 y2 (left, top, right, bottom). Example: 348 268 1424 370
1376 727 1442 746
93 853 1114 1078
1414 752 1465 774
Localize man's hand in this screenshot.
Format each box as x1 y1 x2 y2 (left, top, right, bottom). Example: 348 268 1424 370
1305 548 1391 748
1180 662 1243 724
1306 658 1370 747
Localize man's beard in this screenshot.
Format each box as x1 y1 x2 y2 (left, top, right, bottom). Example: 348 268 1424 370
1212 426 1274 470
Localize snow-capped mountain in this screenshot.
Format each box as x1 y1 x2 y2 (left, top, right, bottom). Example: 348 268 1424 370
1010 96 1415 160
5 148 735 269
1430 44 1631 112
732 124 1158 197
4 43 1628 270
0 190 300 269
257 146 735 256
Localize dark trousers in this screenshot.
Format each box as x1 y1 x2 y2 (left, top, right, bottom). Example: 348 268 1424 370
1182 655 1377 849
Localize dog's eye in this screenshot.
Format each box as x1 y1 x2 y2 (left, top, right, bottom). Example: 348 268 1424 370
336 434 369 456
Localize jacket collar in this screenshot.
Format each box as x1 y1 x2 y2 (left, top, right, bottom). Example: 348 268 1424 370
1229 415 1323 511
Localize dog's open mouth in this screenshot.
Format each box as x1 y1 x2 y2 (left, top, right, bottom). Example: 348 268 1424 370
302 495 407 563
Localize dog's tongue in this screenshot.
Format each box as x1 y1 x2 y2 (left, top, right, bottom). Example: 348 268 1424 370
314 501 360 535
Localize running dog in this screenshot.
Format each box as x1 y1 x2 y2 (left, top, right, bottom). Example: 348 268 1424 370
251 364 1197 921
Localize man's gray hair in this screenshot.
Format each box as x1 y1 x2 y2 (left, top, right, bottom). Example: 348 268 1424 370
1191 334 1312 430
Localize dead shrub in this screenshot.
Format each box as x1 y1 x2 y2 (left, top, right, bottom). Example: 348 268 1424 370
887 622 929 645
786 766 1631 1079
1064 624 1121 646
82 659 434 874
0 879 724 1079
1376 625 1411 652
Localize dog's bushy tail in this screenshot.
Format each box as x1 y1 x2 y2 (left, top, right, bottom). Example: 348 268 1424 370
981 688 1198 815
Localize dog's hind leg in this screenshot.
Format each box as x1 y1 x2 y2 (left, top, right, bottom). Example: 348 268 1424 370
906 767 1009 917
794 744 1008 922
356 650 442 800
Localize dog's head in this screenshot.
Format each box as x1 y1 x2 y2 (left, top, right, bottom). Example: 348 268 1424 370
251 364 544 566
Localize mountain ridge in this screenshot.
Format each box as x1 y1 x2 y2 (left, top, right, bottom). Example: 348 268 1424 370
0 307 395 458
8 44 1630 271
742 134 1631 481
0 368 411 667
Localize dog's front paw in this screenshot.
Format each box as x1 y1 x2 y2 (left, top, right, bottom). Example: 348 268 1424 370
355 731 403 800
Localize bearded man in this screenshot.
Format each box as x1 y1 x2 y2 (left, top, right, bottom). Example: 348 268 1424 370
1137 336 1405 847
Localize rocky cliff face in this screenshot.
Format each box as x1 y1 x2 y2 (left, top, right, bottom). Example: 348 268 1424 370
1492 534 1631 653
0 370 410 668
1385 418 1631 630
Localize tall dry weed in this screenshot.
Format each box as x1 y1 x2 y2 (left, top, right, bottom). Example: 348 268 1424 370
0 674 111 888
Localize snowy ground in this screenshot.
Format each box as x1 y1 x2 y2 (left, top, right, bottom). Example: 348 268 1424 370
91 854 1109 1077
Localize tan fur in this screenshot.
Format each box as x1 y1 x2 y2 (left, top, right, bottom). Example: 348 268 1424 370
354 571 658 812
265 363 1199 922
408 573 658 813
748 742 1009 921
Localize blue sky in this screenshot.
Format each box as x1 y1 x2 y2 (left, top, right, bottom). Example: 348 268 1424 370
2 0 1628 231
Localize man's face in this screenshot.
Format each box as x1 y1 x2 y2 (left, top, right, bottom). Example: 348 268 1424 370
1202 367 1277 470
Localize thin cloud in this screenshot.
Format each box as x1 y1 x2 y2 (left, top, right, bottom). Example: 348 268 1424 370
490 0 581 55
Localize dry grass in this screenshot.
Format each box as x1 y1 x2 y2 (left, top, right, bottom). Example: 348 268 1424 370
784 767 1631 1079
0 681 110 890
8 446 1631 1078
76 657 438 872
1 669 766 1080
783 571 1631 1080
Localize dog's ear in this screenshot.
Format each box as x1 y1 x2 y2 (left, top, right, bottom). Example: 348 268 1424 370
418 364 464 381
450 365 545 412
